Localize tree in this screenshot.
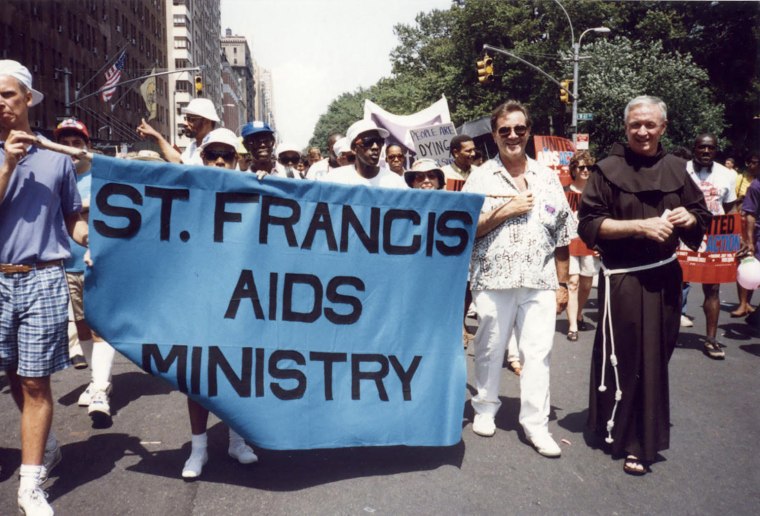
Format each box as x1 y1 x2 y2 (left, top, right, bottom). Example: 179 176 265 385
577 37 726 155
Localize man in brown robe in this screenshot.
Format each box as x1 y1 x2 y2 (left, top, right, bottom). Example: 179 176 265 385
578 95 711 475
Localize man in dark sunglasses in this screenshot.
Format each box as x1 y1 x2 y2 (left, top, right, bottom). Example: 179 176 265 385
199 128 240 169
275 142 306 179
385 144 406 175
322 120 405 188
137 98 220 165
461 100 574 457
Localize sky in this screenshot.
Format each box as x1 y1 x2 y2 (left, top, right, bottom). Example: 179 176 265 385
220 0 453 149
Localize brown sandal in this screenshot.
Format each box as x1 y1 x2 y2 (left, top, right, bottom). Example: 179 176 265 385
623 455 647 476
508 360 522 376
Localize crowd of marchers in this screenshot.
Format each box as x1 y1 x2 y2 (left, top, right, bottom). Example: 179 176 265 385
3 58 760 515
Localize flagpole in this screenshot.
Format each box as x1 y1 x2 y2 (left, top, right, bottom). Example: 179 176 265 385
67 67 201 107
75 44 130 99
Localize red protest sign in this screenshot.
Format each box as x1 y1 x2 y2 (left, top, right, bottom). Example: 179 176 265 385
678 213 741 283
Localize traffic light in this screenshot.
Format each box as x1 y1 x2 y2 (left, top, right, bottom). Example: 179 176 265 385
560 79 572 104
194 75 203 96
477 53 494 84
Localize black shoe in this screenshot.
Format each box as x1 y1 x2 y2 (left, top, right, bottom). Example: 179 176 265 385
577 317 590 331
567 331 579 342
703 339 725 360
71 354 88 369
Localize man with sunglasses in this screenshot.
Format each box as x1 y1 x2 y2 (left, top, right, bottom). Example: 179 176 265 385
241 121 277 175
682 134 736 359
461 100 574 457
443 134 479 181
322 120 406 188
275 142 306 178
385 144 406 175
137 98 220 165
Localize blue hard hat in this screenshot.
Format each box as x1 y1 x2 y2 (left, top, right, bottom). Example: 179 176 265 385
241 121 274 138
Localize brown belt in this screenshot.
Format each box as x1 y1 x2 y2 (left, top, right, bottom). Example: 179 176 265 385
0 260 63 275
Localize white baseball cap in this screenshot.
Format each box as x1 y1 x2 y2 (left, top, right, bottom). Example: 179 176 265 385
181 98 220 122
332 137 350 156
276 142 300 157
0 60 44 106
199 128 240 151
345 120 389 148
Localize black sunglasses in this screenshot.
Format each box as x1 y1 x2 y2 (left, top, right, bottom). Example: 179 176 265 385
387 153 404 161
412 171 440 182
576 165 590 171
279 155 301 165
243 135 275 149
497 125 528 137
203 149 236 162
356 136 385 148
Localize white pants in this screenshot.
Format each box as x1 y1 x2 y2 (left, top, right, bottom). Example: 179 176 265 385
471 288 556 438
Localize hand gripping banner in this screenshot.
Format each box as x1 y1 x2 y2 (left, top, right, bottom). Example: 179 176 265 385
85 155 483 449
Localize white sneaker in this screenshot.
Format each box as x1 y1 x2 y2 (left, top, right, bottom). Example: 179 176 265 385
530 433 562 457
39 444 62 485
472 414 496 437
228 442 258 464
680 315 693 328
78 382 112 407
88 389 111 418
18 487 53 516
77 383 94 406
181 449 208 479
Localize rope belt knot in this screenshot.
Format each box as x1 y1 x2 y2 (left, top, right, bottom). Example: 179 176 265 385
598 254 677 444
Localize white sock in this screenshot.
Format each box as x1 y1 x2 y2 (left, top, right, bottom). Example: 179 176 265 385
228 428 246 447
79 338 94 363
190 432 208 452
91 341 116 390
18 464 42 492
45 431 57 452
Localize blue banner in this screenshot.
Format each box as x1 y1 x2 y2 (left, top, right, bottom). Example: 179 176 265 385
85 154 483 449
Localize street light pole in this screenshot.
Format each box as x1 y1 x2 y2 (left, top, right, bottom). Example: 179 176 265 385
572 27 611 131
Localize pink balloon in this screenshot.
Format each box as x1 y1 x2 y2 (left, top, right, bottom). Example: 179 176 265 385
737 258 760 290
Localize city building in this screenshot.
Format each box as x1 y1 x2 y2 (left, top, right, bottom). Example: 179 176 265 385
0 0 170 147
253 60 276 129
166 0 222 150
220 28 254 124
220 54 245 133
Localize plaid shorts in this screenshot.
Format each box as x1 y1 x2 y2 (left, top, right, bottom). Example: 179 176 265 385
0 265 70 377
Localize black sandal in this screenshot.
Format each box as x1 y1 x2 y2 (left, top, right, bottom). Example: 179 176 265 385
703 338 725 360
567 330 578 342
623 455 647 476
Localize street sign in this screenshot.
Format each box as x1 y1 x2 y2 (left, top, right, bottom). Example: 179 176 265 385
575 133 589 150
577 113 593 121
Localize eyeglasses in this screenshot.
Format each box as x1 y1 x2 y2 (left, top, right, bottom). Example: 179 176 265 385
576 165 590 171
497 125 528 137
202 149 236 162
412 171 440 182
356 136 385 148
387 154 404 161
243 135 275 149
279 155 301 165
185 115 202 124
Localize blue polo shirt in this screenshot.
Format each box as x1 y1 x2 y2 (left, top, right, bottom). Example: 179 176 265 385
0 141 82 264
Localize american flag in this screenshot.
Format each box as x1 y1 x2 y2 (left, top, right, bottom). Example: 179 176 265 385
101 50 127 103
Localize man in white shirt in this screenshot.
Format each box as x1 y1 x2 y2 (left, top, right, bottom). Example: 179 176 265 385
684 133 736 359
136 98 219 165
322 120 406 189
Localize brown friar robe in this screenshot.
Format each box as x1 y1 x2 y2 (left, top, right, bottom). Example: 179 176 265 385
578 143 711 462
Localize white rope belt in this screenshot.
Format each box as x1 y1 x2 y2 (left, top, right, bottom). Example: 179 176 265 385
598 254 677 444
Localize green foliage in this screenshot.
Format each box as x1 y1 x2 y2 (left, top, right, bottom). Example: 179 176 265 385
311 0 756 158
578 37 725 155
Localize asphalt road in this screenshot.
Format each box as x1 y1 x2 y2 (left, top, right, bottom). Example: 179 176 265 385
2 286 759 515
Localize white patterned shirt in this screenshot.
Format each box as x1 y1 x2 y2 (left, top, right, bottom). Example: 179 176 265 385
462 156 576 290
686 160 736 215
